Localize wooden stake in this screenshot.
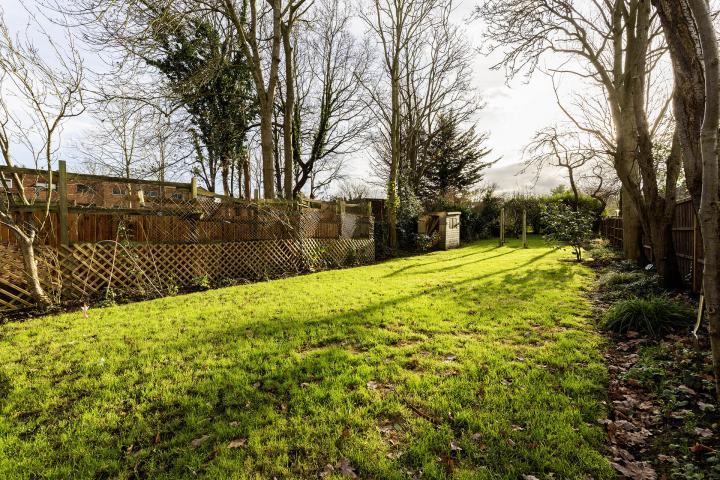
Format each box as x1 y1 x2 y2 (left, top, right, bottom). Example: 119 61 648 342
499 207 505 246
190 177 198 200
58 160 69 246
522 209 527 248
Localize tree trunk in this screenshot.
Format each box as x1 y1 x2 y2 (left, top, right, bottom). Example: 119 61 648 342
648 215 682 288
243 154 251 200
387 56 400 251
656 0 720 398
18 232 51 308
282 25 295 200
622 189 645 262
260 103 275 199
222 157 231 197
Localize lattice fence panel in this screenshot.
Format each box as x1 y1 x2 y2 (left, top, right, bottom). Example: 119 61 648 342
0 238 374 313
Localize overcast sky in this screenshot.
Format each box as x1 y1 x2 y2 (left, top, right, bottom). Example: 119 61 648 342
3 0 572 196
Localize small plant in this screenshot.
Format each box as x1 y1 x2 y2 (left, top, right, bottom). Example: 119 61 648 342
97 288 117 308
192 275 211 291
541 204 594 261
415 232 439 252
344 247 359 266
166 283 179 296
601 296 694 336
598 271 647 288
586 239 620 263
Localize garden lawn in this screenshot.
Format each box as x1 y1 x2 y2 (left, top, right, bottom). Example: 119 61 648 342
0 238 614 479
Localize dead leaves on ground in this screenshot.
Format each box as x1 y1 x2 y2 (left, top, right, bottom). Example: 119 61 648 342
602 329 720 479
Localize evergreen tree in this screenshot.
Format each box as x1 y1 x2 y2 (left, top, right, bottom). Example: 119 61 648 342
418 114 494 201
147 14 258 195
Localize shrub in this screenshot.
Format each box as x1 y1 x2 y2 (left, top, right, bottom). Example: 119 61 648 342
586 239 621 263
416 232 439 252
601 296 694 336
192 275 211 291
541 203 595 261
598 271 647 288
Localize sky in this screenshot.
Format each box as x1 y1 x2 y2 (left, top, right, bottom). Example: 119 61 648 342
2 0 572 197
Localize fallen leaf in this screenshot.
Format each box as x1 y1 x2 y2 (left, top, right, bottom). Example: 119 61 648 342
677 385 696 395
228 438 247 449
694 427 713 438
338 458 358 478
610 460 657 480
691 442 716 454
522 476 540 480
698 401 716 412
191 435 211 448
450 440 462 452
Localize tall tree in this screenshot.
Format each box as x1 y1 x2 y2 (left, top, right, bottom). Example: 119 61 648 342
221 0 310 199
147 13 258 195
477 0 682 286
279 0 311 199
418 114 493 201
362 0 444 250
524 127 600 209
652 0 720 397
58 0 258 196
290 0 371 197
0 12 84 307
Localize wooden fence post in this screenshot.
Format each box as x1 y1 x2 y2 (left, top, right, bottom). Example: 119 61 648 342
522 209 527 248
336 199 345 238
58 160 69 246
190 177 197 200
499 207 505 246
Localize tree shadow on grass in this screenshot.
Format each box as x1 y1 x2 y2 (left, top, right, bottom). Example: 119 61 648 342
381 243 502 278
12 247 598 479
125 251 603 478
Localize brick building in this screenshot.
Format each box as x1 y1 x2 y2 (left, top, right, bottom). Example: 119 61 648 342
1 173 191 208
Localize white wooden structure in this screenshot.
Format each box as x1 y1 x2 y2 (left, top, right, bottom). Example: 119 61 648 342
418 211 461 250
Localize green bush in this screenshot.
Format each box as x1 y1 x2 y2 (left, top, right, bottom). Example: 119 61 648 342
601 296 694 336
541 203 595 261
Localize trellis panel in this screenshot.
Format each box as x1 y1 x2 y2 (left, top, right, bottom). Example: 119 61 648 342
0 238 374 313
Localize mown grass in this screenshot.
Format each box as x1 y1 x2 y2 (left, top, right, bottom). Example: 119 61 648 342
0 238 613 479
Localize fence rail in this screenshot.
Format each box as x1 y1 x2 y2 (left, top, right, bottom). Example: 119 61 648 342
0 163 375 313
601 198 702 292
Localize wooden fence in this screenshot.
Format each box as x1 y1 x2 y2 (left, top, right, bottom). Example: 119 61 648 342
0 163 375 313
601 198 702 291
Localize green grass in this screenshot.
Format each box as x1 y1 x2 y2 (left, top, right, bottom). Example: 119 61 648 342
0 238 613 479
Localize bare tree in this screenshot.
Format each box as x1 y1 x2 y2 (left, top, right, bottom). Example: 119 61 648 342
290 0 372 197
399 3 480 193
0 11 84 307
652 0 720 397
523 126 597 208
362 0 443 249
76 97 150 179
477 0 683 286
220 0 312 200
337 178 371 201
279 0 312 199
